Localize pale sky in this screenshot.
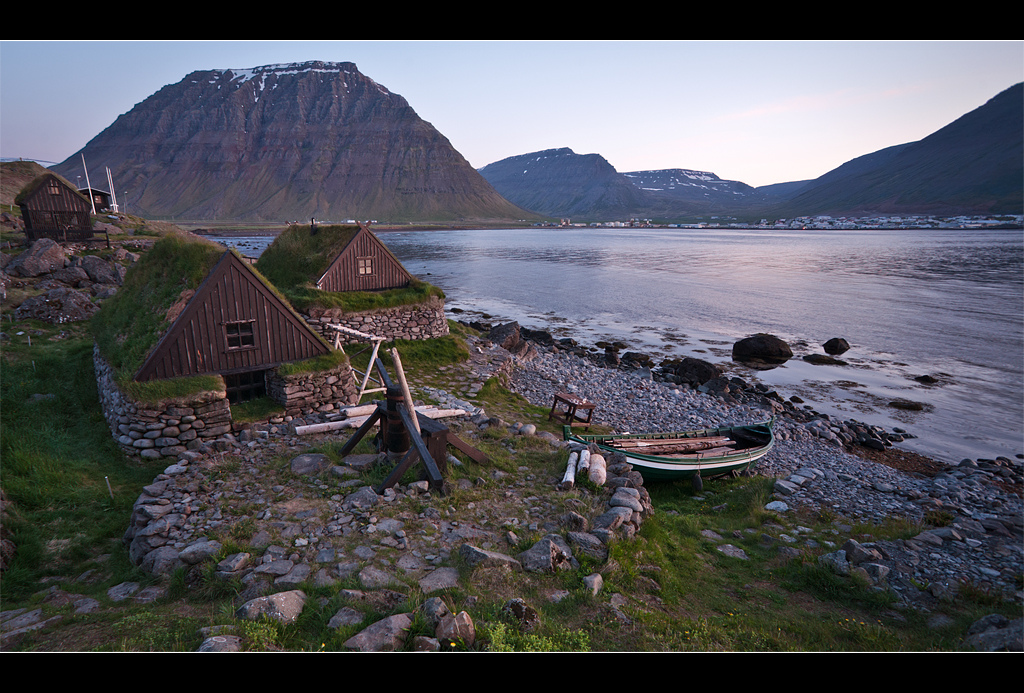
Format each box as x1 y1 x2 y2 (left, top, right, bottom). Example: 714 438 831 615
1 40 1021 188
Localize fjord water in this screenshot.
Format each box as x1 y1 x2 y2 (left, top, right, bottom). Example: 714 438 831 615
221 227 1024 464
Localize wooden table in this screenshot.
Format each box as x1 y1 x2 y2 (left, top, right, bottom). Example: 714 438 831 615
548 392 596 430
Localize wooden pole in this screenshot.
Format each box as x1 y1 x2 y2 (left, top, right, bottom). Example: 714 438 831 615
390 348 420 435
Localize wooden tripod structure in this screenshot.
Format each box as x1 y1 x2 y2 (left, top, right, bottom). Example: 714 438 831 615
338 355 487 496
326 323 388 402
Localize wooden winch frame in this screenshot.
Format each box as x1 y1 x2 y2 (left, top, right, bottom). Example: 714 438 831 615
338 352 487 496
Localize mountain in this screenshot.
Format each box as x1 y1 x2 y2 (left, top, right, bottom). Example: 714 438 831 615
620 168 770 216
50 62 531 222
478 148 769 220
770 82 1023 217
477 148 649 218
481 84 1022 221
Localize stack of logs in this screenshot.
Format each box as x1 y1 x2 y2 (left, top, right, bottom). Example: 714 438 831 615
560 445 607 490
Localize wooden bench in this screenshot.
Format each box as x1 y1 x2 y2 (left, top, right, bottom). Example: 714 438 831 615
548 392 596 430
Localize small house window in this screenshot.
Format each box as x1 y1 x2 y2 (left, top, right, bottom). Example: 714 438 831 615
357 257 374 275
224 320 256 350
48 182 61 195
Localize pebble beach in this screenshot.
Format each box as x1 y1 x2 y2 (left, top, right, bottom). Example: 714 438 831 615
492 330 1024 608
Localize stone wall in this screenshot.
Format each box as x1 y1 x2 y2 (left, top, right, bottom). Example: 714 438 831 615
265 362 360 417
94 346 360 457
303 295 449 344
94 346 234 459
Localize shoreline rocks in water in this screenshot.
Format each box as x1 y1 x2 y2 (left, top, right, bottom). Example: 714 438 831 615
732 333 794 365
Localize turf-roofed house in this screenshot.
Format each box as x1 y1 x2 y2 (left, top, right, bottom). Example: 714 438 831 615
15 172 95 242
91 232 359 458
255 223 449 347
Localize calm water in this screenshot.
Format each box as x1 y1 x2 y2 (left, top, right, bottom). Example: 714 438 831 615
215 227 1024 464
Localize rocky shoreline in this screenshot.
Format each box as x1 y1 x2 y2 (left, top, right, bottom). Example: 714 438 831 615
489 324 1022 624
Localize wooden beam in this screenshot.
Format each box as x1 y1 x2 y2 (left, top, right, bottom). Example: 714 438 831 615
338 405 383 456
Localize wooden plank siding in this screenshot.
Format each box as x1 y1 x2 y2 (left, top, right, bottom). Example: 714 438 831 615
135 251 330 382
316 224 413 292
18 174 94 242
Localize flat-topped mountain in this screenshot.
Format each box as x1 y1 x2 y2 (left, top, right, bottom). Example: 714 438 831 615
51 62 530 222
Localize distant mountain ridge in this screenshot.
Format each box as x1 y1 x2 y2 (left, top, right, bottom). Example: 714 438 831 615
475 148 649 218
51 61 530 222
45 67 1021 223
481 83 1023 221
479 149 779 219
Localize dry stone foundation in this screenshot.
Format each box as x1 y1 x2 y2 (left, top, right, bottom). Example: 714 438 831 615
265 362 360 417
94 346 359 457
303 295 449 344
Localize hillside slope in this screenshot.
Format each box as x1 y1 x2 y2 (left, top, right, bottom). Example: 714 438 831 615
771 82 1023 217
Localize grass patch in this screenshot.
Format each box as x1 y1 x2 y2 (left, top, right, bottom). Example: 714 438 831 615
275 348 350 377
0 330 167 603
230 396 285 423
119 373 225 405
284 278 444 313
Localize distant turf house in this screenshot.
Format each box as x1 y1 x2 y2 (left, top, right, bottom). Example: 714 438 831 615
92 232 359 458
256 223 449 345
15 172 94 242
315 222 413 292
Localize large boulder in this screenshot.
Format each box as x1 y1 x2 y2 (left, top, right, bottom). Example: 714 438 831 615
488 322 521 351
520 327 555 346
7 238 66 277
235 589 308 625
13 287 98 323
80 255 126 285
823 337 851 355
660 356 723 387
732 334 793 365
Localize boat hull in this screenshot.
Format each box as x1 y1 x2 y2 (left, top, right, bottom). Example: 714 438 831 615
563 420 774 482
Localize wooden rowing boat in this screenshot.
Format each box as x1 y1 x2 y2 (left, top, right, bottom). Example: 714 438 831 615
563 418 774 482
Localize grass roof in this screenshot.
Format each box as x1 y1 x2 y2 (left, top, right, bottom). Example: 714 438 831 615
92 231 337 400
255 223 360 292
90 232 227 379
255 223 444 312
14 171 93 206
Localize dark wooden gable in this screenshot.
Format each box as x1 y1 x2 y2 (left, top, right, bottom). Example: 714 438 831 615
316 223 413 292
79 187 112 212
17 173 94 242
135 251 330 382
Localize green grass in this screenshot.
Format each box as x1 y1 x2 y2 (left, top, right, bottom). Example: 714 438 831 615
119 373 225 405
0 322 168 602
275 348 350 377
283 278 444 313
